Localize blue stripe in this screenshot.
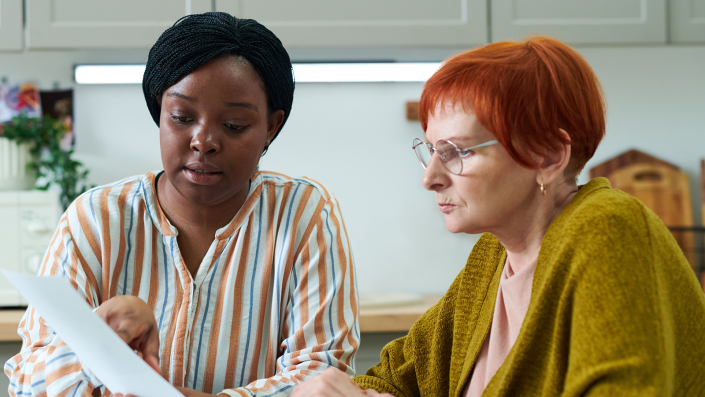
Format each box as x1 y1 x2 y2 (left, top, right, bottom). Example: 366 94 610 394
59 237 73 277
46 352 75 366
9 382 16 388
274 184 302 343
192 235 231 389
325 351 333 366
157 237 169 332
31 379 45 387
4 362 14 371
89 190 98 226
239 196 264 386
71 381 83 397
261 384 294 397
323 209 338 350
14 391 33 395
287 253 300 354
122 181 140 295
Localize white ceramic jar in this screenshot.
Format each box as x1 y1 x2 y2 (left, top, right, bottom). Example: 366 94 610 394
0 137 36 191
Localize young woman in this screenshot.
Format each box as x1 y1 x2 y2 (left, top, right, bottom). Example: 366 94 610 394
292 36 705 396
5 13 359 397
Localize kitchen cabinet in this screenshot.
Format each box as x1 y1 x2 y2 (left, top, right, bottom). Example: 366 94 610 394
670 0 705 43
25 0 211 49
0 0 23 51
491 0 667 44
214 0 488 48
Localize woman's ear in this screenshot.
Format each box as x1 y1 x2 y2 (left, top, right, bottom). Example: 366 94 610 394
155 94 162 106
265 109 286 146
538 128 571 186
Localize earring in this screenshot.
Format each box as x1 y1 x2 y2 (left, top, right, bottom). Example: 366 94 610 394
540 182 546 196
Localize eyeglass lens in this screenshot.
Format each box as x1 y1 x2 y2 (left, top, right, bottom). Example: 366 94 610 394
413 139 462 175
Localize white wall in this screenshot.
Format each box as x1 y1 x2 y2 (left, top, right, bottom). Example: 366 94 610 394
1 45 704 294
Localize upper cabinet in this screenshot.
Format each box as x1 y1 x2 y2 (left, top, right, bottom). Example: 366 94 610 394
214 0 488 48
25 0 211 49
0 0 23 51
491 0 667 44
670 0 705 43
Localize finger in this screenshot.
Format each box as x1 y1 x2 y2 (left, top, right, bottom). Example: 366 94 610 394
139 322 161 375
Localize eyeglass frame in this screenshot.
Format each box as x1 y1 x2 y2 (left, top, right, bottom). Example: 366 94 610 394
412 137 500 175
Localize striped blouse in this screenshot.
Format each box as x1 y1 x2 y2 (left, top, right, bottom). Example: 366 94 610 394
5 170 359 397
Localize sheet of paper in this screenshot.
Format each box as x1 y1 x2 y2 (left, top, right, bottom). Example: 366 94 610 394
2 271 182 397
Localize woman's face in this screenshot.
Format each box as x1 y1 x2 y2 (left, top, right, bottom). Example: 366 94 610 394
158 55 283 207
422 102 539 234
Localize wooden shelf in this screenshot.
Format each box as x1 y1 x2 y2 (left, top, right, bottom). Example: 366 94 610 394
0 310 24 342
0 294 442 341
359 295 441 333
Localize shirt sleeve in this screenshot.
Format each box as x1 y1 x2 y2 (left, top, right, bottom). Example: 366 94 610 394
220 196 360 397
4 203 105 397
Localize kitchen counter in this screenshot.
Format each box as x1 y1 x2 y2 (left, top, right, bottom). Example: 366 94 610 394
0 295 443 341
0 310 23 342
359 294 441 333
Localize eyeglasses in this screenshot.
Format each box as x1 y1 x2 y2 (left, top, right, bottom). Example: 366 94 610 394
412 137 499 175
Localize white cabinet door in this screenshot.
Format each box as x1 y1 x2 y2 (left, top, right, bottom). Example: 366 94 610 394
491 0 666 44
215 0 487 48
670 0 705 43
0 0 22 51
26 0 211 50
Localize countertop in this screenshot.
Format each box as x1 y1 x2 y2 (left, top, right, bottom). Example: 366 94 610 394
0 294 442 341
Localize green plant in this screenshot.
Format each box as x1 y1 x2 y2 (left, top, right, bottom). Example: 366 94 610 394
2 113 92 210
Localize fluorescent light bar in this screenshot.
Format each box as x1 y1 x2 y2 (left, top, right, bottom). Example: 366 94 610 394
75 62 442 84
293 62 440 83
75 65 146 84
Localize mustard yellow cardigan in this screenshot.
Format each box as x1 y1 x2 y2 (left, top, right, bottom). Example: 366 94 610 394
355 178 705 396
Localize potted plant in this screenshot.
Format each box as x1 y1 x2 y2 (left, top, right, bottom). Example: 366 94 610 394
1 113 92 210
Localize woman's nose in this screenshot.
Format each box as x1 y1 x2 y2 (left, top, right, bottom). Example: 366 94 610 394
190 123 221 154
421 153 449 192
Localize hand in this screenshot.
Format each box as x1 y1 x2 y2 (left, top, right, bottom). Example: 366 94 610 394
94 295 161 375
291 368 394 397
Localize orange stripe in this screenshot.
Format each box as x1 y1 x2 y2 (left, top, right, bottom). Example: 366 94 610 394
98 188 112 303
64 217 101 305
337 199 359 363
301 176 330 200
223 226 251 389
145 172 176 237
48 232 66 276
293 244 310 351
264 182 294 378
219 184 264 238
109 182 133 298
39 216 63 275
146 224 160 311
203 227 241 392
313 218 328 345
172 239 195 387
249 184 277 383
53 385 73 397
278 185 314 311
75 195 102 268
293 197 326 260
328 207 351 355
132 200 146 295
80 382 95 397
46 362 82 386
160 262 183 381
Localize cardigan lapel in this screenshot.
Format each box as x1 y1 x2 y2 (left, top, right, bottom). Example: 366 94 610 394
450 233 506 397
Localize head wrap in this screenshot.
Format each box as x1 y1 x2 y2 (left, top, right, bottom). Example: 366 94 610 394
142 12 295 152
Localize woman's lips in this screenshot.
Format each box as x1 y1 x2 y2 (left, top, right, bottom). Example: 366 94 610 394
183 168 223 185
438 204 457 214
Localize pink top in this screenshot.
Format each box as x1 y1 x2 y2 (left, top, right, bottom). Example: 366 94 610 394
463 256 537 396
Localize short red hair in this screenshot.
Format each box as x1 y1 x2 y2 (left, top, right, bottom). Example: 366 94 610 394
419 36 606 177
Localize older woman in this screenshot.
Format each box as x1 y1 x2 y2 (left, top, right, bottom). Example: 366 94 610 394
5 13 358 397
293 36 705 396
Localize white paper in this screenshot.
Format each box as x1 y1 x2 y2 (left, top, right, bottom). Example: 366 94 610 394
2 271 182 397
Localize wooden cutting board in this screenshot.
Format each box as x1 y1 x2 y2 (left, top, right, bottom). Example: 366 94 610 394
607 162 696 269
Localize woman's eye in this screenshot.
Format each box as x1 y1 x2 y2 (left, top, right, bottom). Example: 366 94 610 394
459 149 475 158
224 123 247 131
170 115 193 123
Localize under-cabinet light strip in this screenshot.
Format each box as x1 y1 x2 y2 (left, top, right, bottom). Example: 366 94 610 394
74 63 442 84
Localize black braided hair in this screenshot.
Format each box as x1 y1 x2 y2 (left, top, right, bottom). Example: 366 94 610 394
142 12 295 153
